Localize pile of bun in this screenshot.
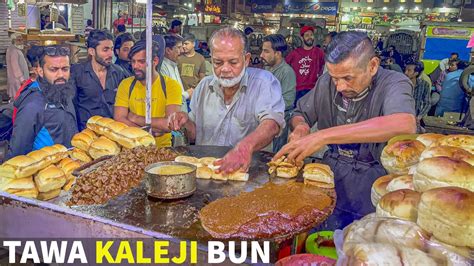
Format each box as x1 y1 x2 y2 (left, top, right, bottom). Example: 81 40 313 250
71 116 155 161
267 156 334 189
0 116 157 201
362 133 474 263
0 144 80 200
176 156 249 181
267 156 303 179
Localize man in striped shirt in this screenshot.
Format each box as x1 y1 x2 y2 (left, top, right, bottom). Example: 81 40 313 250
404 61 431 132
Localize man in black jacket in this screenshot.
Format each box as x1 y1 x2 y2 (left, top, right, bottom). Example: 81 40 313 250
114 32 134 76
9 45 78 157
72 30 128 130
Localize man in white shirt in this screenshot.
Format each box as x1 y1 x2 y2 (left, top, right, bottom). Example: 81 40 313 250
161 34 191 112
439 52 459 71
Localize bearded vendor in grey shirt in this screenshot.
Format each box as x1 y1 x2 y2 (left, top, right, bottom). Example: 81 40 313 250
275 31 417 230
169 27 285 174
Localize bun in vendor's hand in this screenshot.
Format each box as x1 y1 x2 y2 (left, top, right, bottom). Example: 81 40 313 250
167 111 189 131
214 143 252 174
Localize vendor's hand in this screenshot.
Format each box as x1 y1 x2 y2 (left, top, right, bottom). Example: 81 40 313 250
274 132 325 163
168 111 189 131
214 143 252 174
288 124 311 143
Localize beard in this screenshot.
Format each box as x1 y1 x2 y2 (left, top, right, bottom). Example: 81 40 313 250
133 69 146 81
95 52 112 67
213 66 246 88
304 39 314 47
261 57 275 67
38 77 76 107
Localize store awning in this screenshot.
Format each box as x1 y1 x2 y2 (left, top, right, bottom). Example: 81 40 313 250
25 0 88 4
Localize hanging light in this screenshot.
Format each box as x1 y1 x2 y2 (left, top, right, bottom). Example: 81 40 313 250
383 6 387 10
457 18 462 22
414 6 419 11
399 6 404 10
367 6 372 10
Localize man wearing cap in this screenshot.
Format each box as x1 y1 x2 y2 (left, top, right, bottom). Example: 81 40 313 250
286 26 325 105
168 27 285 174
275 31 416 229
177 33 207 95
114 40 182 148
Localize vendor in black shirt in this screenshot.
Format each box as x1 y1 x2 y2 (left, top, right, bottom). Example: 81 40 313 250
275 31 417 230
114 32 134 76
71 30 128 130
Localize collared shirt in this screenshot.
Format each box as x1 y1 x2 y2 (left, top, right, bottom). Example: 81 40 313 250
413 77 431 118
189 67 285 147
71 61 128 130
266 61 296 111
161 57 187 99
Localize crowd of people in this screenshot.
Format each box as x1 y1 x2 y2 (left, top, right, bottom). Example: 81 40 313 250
4 19 472 228
380 46 473 123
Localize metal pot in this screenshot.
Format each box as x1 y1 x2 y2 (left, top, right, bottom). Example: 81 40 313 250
144 162 197 199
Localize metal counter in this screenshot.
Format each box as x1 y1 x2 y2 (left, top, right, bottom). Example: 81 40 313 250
0 146 335 263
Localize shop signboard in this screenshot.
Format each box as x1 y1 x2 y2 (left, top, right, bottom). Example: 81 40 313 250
424 26 474 61
204 4 222 14
285 2 338 15
250 0 284 13
251 0 338 15
426 26 474 40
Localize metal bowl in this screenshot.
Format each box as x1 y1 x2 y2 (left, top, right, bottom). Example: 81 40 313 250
144 162 197 199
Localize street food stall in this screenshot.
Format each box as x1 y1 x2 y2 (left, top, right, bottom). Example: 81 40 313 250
0 122 472 264
5 0 88 63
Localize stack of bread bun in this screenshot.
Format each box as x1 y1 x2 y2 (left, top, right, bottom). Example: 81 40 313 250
364 133 474 262
175 155 249 181
0 144 80 200
302 163 334 188
267 157 334 189
70 116 156 161
267 156 303 179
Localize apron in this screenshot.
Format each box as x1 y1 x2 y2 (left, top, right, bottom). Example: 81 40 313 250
315 87 388 231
